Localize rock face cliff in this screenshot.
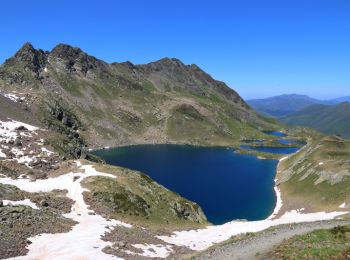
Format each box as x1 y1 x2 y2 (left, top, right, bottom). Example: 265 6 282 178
0 43 277 152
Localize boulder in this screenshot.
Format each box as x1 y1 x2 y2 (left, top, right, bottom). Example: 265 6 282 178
40 200 49 207
14 138 22 146
15 126 28 131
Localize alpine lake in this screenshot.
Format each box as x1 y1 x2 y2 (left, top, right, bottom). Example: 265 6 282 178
93 132 302 225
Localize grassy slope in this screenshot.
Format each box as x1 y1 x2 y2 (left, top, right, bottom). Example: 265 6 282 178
268 226 350 259
81 163 208 231
281 102 350 139
58 77 278 148
277 131 350 212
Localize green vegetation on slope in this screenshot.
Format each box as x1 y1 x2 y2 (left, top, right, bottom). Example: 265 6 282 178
268 226 350 259
81 163 208 231
278 134 350 212
281 102 350 139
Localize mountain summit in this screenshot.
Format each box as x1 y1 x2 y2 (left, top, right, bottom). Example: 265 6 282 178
0 43 277 152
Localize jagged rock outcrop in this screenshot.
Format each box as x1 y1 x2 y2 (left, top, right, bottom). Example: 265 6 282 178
48 44 110 79
0 43 48 85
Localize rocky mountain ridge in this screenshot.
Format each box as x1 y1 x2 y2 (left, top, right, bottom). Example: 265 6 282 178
0 43 278 152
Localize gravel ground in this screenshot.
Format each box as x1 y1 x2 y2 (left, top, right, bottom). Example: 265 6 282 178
192 220 350 260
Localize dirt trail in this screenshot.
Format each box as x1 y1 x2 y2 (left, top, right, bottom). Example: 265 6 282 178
192 220 350 260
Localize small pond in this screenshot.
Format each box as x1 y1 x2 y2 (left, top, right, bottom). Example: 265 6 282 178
264 131 287 137
240 145 300 154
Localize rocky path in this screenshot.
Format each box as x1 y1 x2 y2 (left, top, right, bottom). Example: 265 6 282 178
192 220 350 260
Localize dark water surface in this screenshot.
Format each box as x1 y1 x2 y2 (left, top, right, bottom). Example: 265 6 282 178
94 145 283 224
264 130 287 137
240 130 301 154
240 145 300 154
278 139 306 145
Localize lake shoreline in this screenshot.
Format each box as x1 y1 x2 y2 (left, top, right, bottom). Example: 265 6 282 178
93 144 282 225
88 141 350 253
90 130 307 226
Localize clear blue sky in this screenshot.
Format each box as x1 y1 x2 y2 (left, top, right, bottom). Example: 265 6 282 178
1 0 349 99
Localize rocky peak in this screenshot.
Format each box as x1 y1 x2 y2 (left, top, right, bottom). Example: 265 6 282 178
50 44 84 60
113 61 138 72
0 42 48 85
8 42 47 73
15 42 36 56
119 61 135 68
136 58 247 105
188 64 213 82
140 57 187 72
48 44 109 79
159 57 185 65
158 57 186 68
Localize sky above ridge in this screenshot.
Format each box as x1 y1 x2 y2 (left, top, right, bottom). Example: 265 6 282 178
1 0 349 99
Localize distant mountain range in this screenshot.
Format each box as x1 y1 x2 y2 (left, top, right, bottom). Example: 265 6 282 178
247 94 350 117
327 96 350 104
280 102 350 139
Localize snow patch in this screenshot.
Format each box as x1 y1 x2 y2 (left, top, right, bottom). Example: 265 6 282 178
158 210 348 251
267 179 282 220
125 244 173 258
0 161 131 259
41 147 54 156
267 155 288 220
0 149 6 158
3 93 25 103
0 119 56 168
319 162 324 165
13 155 37 168
339 202 347 209
0 120 38 146
279 156 288 162
3 199 39 209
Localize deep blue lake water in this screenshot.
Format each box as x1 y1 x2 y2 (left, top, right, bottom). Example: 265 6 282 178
240 145 300 154
93 145 283 225
240 131 301 154
278 139 306 145
264 131 287 137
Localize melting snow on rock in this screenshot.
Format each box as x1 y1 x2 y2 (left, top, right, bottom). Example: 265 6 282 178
0 161 132 260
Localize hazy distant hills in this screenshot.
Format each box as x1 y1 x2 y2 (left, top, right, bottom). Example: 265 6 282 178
247 94 350 139
247 94 326 117
280 102 350 139
327 96 350 104
247 94 349 117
